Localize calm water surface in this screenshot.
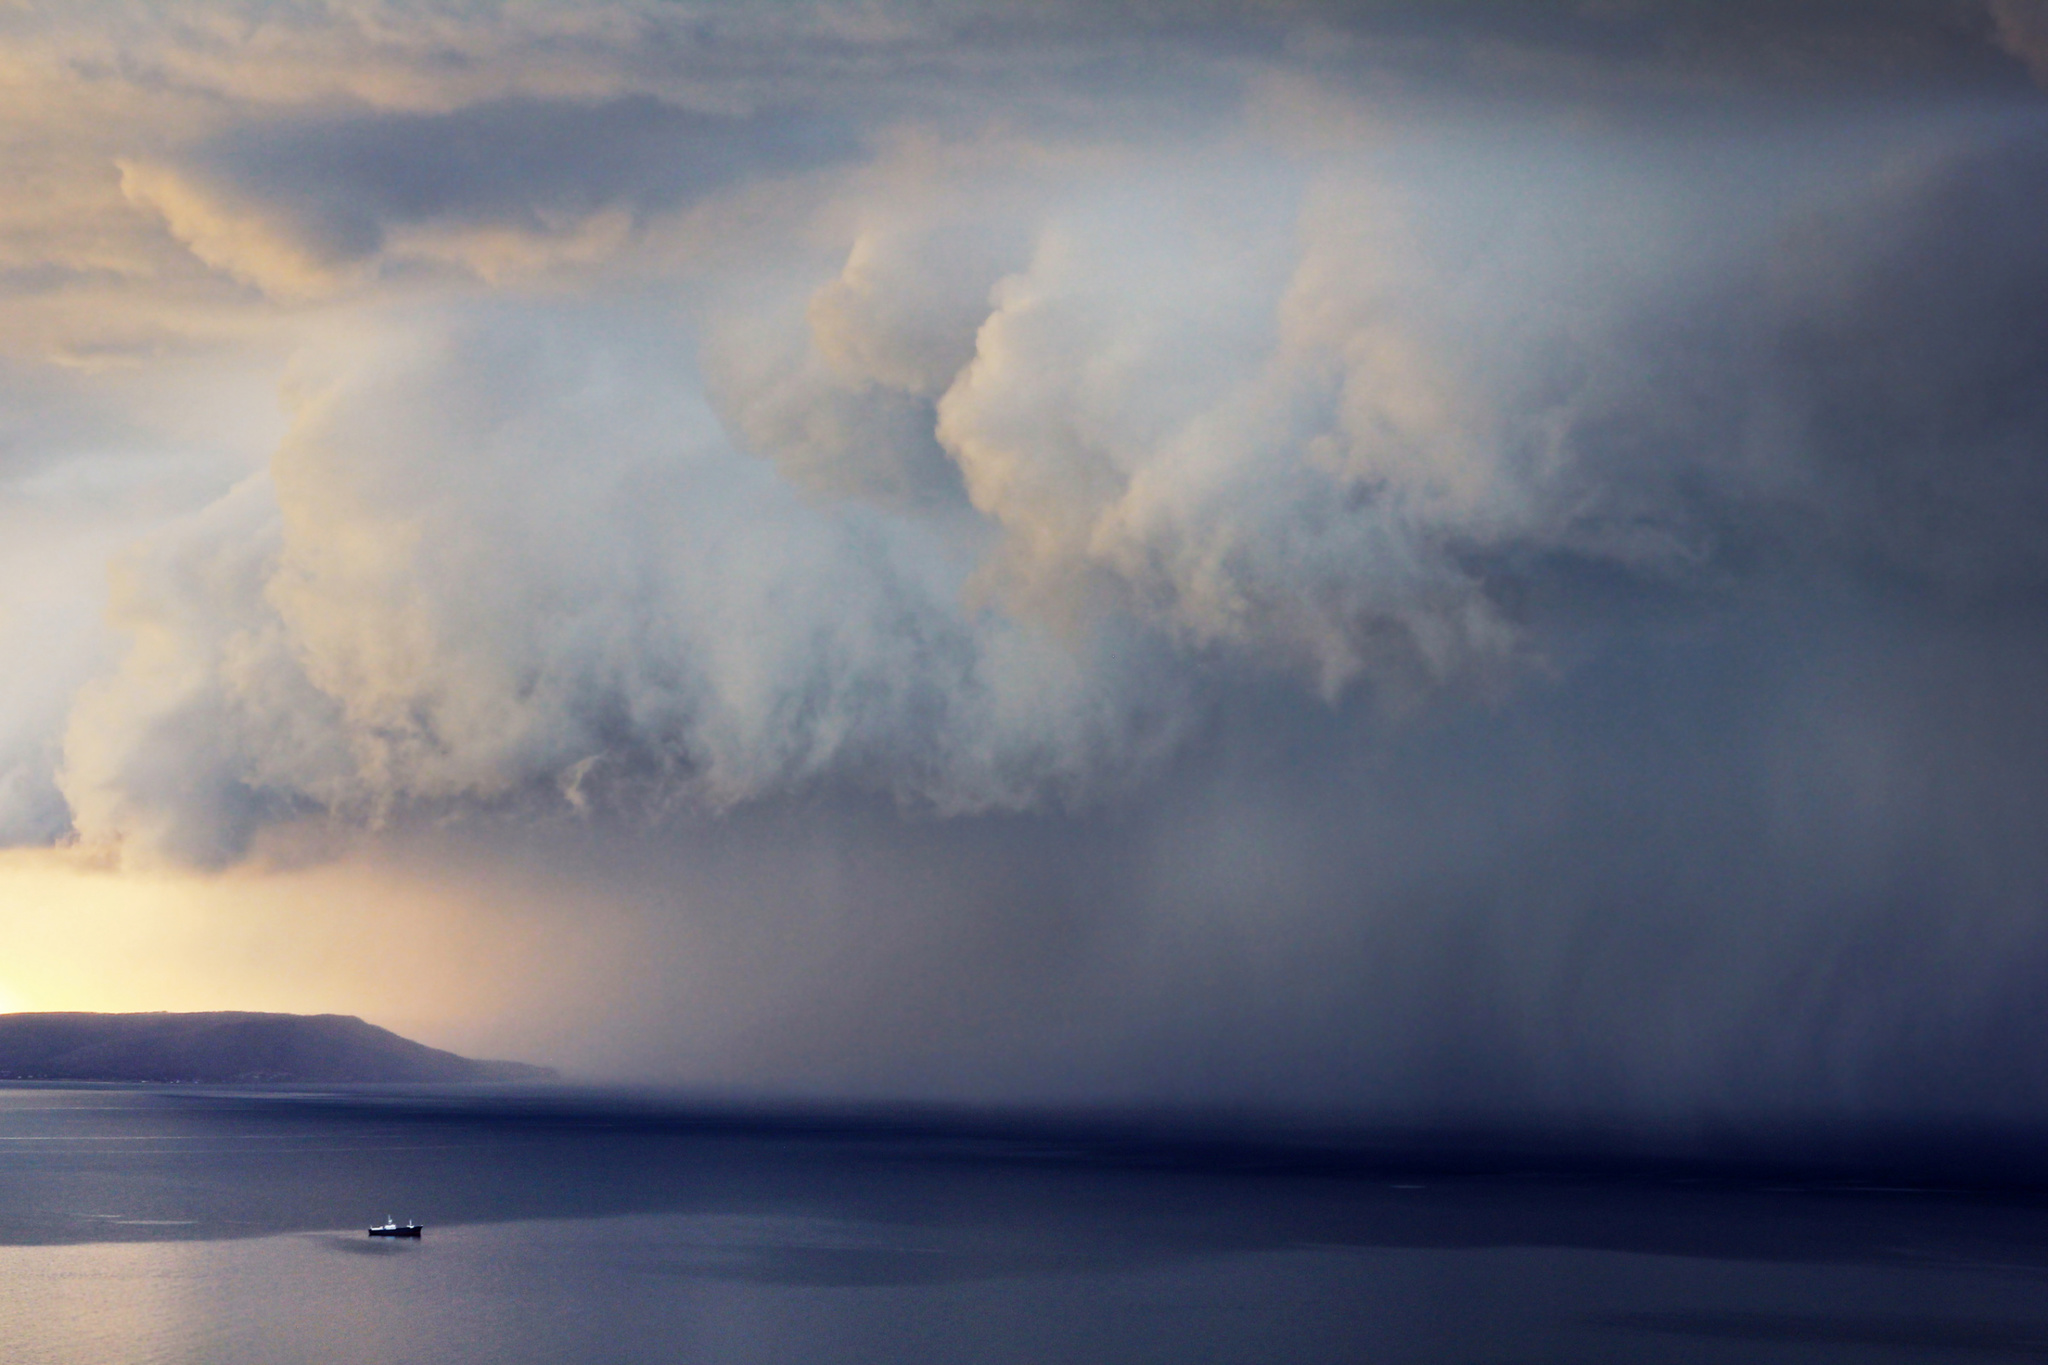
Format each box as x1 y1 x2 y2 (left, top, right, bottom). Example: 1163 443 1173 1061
4 1086 2048 1363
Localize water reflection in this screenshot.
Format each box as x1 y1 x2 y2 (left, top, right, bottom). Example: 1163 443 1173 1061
1604 1312 2048 1353
7 1087 2048 1363
309 1231 423 1258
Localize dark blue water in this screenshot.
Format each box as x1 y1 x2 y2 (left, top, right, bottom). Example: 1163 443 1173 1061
5 1086 2048 1363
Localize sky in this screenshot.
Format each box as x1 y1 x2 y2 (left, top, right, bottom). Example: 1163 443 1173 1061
2 0 2048 1125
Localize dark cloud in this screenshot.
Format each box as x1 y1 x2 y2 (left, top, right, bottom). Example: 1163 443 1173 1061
1991 0 2048 80
149 95 855 279
425 577 2048 1121
106 2 2048 285
1750 124 2048 590
459 104 2048 1113
13 0 2048 1122
924 0 2040 103
75 98 2048 857
1492 113 2048 599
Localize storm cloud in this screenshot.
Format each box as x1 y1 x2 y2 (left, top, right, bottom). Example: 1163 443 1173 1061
5 0 2048 1119
120 96 857 296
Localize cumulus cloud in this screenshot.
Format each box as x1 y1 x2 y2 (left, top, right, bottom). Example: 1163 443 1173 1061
55 304 1195 864
716 104 2048 707
47 88 2048 869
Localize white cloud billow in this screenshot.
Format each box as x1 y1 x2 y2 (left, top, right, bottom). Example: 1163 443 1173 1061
56 301 1199 863
11 2 2048 867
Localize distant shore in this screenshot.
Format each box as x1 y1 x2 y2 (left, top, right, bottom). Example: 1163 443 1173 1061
0 1011 555 1084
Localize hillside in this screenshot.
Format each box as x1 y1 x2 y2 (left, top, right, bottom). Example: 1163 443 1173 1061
0 1012 555 1083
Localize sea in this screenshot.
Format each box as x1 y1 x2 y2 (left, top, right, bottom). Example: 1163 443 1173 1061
4 1085 2048 1364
